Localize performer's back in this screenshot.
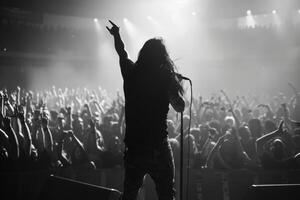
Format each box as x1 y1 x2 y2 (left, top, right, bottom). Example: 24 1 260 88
121 59 171 153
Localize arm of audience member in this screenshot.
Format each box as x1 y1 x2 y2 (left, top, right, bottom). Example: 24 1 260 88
222 90 241 129
31 116 39 147
106 20 128 60
231 128 252 163
195 96 203 124
4 100 15 117
10 111 21 141
265 104 274 120
73 95 82 109
10 118 25 153
118 105 125 136
281 103 294 133
56 130 71 166
26 92 33 114
41 116 53 153
199 136 212 156
229 107 241 129
51 86 57 97
69 130 90 162
93 101 105 114
65 106 72 130
35 125 46 154
256 120 284 157
205 134 226 169
3 117 19 160
288 82 300 113
87 120 105 153
232 97 239 110
0 128 10 154
220 89 240 124
83 103 92 118
17 107 32 156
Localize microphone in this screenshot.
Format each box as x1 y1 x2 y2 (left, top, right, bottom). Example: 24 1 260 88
175 73 190 81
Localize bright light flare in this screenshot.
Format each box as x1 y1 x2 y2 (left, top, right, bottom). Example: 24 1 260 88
271 10 281 26
246 14 256 28
94 18 101 32
247 10 252 16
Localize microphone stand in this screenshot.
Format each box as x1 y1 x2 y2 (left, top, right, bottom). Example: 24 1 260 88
180 111 183 200
179 77 192 200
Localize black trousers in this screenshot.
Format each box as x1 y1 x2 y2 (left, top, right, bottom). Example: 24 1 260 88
122 141 176 200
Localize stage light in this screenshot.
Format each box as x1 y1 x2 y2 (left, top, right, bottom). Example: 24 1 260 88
147 16 152 20
245 10 255 28
94 18 101 32
123 18 128 22
272 10 277 14
192 11 196 16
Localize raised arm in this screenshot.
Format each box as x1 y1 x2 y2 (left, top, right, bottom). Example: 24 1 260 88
205 134 226 168
56 130 71 167
106 20 128 60
221 89 241 128
17 106 32 157
256 120 283 157
86 119 105 155
3 117 19 160
41 116 54 153
65 106 72 130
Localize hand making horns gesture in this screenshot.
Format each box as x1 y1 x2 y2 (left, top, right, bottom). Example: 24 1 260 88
106 20 120 35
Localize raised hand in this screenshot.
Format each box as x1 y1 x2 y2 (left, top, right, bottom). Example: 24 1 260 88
277 120 284 133
66 106 72 114
106 20 120 35
216 134 227 145
41 116 48 128
16 105 25 122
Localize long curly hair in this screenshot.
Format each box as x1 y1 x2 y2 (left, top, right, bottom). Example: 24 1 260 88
136 38 184 95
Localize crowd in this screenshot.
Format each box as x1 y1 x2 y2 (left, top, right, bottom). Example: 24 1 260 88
1 84 300 174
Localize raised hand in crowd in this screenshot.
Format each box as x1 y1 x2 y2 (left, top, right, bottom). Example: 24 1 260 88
16 105 32 157
3 116 19 160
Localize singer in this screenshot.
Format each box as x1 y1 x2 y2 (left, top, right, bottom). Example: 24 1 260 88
107 20 185 200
